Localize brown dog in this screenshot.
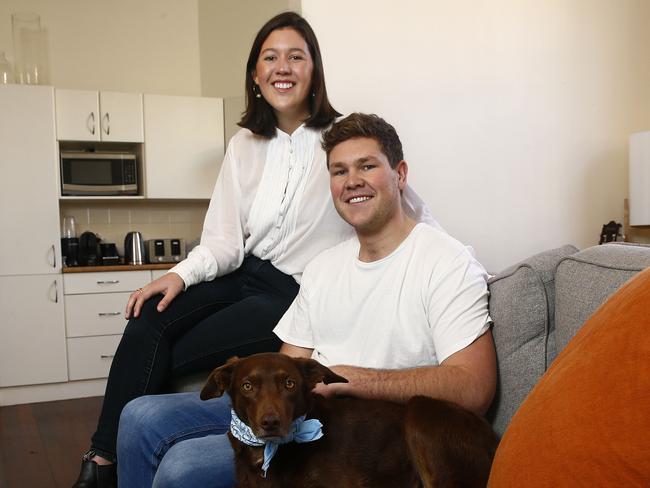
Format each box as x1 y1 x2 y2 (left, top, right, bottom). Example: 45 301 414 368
200 352 497 488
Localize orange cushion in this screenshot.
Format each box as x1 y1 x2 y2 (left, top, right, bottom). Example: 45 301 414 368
488 267 650 487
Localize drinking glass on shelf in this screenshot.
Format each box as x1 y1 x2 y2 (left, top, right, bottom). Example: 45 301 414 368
62 215 77 238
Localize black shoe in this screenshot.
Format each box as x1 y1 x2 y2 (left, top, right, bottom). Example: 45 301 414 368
72 450 117 488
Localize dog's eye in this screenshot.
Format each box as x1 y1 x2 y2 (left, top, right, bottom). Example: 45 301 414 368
242 381 253 392
285 379 296 390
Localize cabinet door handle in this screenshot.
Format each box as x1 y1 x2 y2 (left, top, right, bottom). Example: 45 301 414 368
51 244 56 268
100 354 115 359
88 112 96 135
51 279 59 303
98 312 121 317
102 112 110 135
96 280 120 284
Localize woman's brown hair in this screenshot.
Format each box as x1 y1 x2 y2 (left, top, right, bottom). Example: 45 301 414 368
239 12 340 137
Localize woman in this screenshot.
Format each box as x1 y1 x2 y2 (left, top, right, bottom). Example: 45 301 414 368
73 11 438 488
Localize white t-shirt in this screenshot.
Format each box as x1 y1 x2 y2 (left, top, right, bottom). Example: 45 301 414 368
274 223 491 368
170 125 442 287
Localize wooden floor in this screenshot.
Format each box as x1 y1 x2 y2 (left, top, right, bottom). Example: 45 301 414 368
0 396 103 488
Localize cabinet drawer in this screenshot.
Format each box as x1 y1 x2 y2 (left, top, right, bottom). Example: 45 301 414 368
151 269 169 281
67 335 122 380
65 292 130 337
64 271 150 294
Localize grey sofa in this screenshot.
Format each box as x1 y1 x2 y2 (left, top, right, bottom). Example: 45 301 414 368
173 242 650 439
486 242 650 436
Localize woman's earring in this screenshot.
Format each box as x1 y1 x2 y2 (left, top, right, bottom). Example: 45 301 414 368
254 84 262 99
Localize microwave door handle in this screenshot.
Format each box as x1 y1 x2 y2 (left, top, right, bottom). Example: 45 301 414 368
87 112 96 135
103 112 110 136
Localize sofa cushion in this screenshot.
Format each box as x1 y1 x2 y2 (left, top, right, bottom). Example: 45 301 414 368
487 267 650 487
555 243 650 354
486 244 578 436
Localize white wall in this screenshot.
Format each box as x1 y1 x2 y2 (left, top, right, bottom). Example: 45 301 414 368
302 0 650 272
198 0 300 98
0 0 201 95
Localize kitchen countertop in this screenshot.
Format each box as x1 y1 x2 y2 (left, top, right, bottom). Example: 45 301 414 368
62 263 176 273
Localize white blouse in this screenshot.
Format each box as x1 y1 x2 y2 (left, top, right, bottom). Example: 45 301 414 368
170 125 441 287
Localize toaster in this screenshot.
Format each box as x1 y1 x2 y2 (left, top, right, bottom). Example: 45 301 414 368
145 238 186 263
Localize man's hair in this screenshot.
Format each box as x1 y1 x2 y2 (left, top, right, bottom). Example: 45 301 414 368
322 113 404 168
239 11 341 138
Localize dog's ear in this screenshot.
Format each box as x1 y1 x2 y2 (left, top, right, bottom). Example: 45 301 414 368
294 358 349 390
200 356 239 400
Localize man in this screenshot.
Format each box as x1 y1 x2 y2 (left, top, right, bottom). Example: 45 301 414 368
116 113 495 487
276 113 494 409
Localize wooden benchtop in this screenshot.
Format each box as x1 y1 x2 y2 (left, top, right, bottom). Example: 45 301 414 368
62 263 175 273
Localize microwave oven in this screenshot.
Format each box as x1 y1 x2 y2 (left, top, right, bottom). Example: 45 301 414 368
60 151 138 196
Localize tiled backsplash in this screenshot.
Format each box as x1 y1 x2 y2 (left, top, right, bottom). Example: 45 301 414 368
59 201 209 256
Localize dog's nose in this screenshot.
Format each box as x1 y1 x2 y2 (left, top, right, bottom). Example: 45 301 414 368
260 413 281 432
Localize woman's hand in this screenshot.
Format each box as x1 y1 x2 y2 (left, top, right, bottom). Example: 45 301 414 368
125 272 185 319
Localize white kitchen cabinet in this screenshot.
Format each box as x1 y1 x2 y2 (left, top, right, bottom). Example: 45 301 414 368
0 275 67 387
63 270 151 295
67 335 122 381
65 292 131 337
0 85 66 389
55 89 144 142
144 94 224 199
151 269 169 280
63 270 151 381
0 85 61 276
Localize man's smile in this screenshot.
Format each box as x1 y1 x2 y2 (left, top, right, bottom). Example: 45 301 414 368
346 195 373 204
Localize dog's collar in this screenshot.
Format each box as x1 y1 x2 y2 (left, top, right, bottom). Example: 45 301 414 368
229 409 324 477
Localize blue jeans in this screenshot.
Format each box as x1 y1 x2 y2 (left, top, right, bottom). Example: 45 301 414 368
117 392 236 488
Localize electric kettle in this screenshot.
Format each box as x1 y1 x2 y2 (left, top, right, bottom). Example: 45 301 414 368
124 231 145 265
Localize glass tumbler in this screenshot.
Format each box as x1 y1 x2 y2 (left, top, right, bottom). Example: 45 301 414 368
12 12 44 84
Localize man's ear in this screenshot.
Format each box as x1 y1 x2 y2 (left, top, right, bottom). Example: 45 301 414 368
395 160 408 191
294 358 348 390
199 357 239 400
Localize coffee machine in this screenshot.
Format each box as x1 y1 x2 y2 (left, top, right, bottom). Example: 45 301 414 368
61 216 79 267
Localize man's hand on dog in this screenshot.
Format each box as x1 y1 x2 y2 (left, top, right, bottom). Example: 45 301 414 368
125 272 185 319
312 365 357 398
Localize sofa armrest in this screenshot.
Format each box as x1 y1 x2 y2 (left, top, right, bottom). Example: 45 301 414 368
486 244 578 436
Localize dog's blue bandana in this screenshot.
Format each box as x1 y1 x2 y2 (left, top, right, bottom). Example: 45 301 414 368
229 409 324 477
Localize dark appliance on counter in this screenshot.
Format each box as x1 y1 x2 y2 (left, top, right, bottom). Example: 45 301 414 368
61 237 79 267
145 238 186 263
61 215 79 267
100 243 120 266
78 231 101 266
60 150 138 196
124 231 145 265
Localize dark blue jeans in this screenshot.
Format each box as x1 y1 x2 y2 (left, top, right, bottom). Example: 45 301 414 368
91 256 299 461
